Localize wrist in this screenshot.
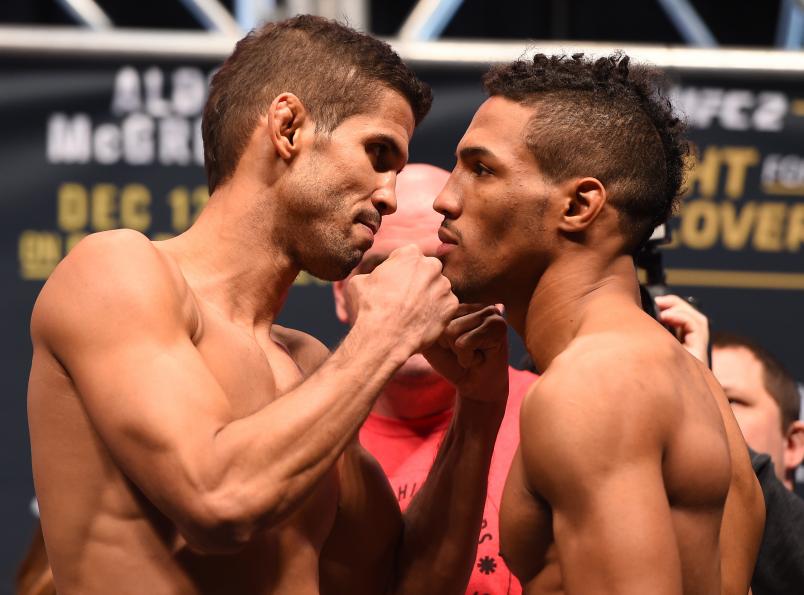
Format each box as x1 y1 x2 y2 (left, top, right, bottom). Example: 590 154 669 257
349 313 417 369
452 397 506 442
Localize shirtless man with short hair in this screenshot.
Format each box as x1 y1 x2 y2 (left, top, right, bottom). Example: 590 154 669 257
27 16 508 595
432 53 765 594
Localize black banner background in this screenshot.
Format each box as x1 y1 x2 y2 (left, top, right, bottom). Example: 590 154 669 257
1 52 802 590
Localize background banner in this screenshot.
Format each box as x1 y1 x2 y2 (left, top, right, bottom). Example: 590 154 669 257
1 49 802 590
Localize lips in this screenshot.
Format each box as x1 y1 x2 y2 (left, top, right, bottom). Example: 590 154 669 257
438 225 458 245
355 212 381 235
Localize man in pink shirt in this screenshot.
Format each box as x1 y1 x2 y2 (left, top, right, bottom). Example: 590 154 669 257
333 163 537 595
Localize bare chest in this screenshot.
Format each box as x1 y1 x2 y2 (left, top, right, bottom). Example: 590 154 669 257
187 306 340 573
193 308 304 417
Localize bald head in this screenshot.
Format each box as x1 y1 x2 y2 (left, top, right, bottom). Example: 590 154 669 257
367 163 449 258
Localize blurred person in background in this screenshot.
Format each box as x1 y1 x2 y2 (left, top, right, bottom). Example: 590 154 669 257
660 313 804 594
710 333 804 595
27 16 510 595
333 163 538 595
434 52 764 594
637 301 804 595
711 333 804 492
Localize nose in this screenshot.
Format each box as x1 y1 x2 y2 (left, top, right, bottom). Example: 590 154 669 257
371 171 398 216
433 171 461 219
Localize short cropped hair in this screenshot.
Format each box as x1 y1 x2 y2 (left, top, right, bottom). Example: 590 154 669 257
202 15 432 193
483 53 688 252
712 332 800 431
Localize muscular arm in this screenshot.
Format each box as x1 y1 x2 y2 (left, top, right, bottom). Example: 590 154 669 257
393 397 504 594
517 365 683 595
321 400 505 595
321 305 508 595
31 232 452 553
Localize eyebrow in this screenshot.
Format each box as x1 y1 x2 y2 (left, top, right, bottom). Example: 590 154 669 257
458 145 497 162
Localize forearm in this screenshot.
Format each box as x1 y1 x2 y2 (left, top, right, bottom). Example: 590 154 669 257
391 398 504 595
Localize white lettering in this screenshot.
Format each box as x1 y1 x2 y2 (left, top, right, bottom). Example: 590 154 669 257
172 67 206 117
144 67 170 118
719 90 753 130
159 117 191 165
122 113 155 165
111 66 142 115
753 92 788 131
47 113 91 163
193 117 204 166
93 123 122 164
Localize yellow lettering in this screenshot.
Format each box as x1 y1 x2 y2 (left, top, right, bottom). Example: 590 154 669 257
680 200 719 249
686 147 721 198
65 232 88 253
120 184 151 231
168 186 190 232
721 147 760 199
57 183 88 232
785 203 804 251
91 184 118 230
753 202 786 251
18 230 62 280
720 202 757 250
151 233 175 241
192 186 209 224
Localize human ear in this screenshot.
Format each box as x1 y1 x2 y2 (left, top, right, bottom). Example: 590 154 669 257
268 93 307 160
557 177 607 233
783 420 804 472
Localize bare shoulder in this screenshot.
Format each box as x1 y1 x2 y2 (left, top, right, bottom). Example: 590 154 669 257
524 331 682 425
270 325 330 377
31 229 195 352
519 333 679 495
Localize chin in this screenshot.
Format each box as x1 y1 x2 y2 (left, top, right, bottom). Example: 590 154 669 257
303 246 363 282
450 275 498 305
396 354 438 378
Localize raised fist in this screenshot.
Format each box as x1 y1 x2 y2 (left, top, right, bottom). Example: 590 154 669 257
347 244 459 355
423 304 509 405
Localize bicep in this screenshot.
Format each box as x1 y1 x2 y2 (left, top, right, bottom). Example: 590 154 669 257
518 379 682 595
499 447 553 583
546 464 682 595
34 237 231 525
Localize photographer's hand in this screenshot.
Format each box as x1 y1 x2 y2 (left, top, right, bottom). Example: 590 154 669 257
654 294 709 366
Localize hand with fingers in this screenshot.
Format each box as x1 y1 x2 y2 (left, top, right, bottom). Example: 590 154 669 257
654 294 710 366
347 244 459 357
422 304 509 406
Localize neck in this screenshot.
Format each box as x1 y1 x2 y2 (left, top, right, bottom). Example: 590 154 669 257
372 370 456 420
160 183 299 331
508 250 641 372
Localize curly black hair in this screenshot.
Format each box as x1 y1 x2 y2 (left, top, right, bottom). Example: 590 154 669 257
483 53 688 252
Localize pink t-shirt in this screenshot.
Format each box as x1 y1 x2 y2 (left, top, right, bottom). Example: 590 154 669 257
359 367 537 595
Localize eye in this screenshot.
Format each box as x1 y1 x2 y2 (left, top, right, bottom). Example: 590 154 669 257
472 162 492 177
367 143 393 172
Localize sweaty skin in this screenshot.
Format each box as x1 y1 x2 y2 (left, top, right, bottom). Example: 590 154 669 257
28 88 505 595
433 96 765 595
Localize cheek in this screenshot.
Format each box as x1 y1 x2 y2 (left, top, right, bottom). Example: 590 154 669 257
732 405 782 453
